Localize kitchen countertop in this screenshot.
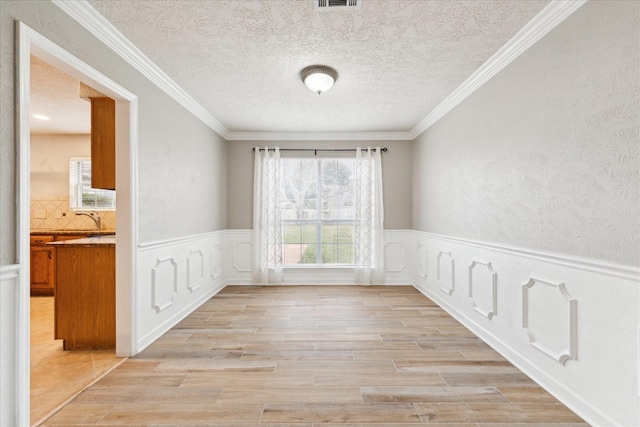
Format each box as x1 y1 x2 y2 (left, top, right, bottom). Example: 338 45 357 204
47 235 116 246
31 229 116 235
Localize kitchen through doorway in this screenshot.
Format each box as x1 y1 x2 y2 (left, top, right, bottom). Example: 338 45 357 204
19 23 137 426
28 55 121 425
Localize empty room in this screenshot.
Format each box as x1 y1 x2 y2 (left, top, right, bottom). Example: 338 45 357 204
0 0 638 426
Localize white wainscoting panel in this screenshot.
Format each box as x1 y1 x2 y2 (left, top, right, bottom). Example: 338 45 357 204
522 277 576 365
136 231 226 352
223 230 414 285
383 230 413 285
416 244 428 279
151 258 178 313
0 265 21 427
384 242 406 272
412 231 640 427
225 230 253 284
468 260 497 320
233 243 252 273
210 244 223 279
187 250 204 293
437 251 455 295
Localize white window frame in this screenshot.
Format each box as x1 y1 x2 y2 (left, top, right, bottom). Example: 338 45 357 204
281 157 356 267
69 157 116 211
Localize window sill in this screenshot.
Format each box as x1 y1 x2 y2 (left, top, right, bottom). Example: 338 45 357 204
283 265 354 270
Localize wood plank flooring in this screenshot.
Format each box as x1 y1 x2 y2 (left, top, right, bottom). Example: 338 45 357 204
42 285 589 426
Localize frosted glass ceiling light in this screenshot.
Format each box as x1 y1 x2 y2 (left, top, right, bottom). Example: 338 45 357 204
301 65 338 95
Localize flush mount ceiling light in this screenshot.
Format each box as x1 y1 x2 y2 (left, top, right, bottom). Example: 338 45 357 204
32 114 50 120
301 65 338 95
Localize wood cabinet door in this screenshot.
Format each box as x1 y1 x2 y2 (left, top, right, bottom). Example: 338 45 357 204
30 247 55 295
90 97 116 190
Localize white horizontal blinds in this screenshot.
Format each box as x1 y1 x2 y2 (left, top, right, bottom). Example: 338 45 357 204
69 157 84 210
69 157 116 210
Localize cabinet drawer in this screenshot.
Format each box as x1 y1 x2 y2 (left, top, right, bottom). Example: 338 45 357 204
30 235 54 246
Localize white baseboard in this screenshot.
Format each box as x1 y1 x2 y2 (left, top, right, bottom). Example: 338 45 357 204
136 281 226 351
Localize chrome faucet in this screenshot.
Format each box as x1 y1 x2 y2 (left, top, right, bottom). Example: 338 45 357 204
75 211 101 230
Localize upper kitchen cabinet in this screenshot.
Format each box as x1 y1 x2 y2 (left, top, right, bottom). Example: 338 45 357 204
90 97 116 190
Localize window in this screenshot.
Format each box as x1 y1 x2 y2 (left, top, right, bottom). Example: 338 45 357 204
69 157 116 210
281 158 355 265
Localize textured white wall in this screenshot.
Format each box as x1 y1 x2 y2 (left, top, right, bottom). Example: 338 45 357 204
1 0 228 258
412 0 639 266
226 139 413 230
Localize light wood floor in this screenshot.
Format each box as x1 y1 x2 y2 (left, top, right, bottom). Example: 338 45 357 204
42 286 589 426
31 297 123 426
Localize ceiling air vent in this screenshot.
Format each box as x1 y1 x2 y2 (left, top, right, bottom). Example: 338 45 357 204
315 0 361 11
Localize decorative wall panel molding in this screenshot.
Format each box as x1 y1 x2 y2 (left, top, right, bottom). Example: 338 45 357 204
468 260 498 320
522 277 577 365
136 231 226 353
210 244 223 279
187 250 204 293
384 241 406 273
412 230 639 426
437 251 455 295
233 241 253 273
151 258 178 313
416 244 428 279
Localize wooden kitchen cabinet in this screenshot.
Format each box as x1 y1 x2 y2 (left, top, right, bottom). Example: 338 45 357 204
30 234 89 296
30 235 55 296
54 243 115 350
90 97 116 190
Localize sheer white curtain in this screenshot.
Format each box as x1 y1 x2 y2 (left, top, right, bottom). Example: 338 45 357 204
354 147 385 284
252 147 283 284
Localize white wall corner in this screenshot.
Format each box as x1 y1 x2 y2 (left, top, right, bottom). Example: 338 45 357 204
416 244 428 279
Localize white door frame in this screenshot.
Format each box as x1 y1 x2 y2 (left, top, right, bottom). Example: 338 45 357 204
16 21 138 424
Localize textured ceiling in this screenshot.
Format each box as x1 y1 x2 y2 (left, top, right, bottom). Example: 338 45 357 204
33 0 550 135
30 56 91 134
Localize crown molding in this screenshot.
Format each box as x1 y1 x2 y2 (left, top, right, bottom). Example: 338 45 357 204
226 131 414 141
52 0 231 140
409 0 588 139
54 0 586 142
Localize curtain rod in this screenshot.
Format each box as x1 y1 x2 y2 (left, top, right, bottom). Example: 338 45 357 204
252 147 387 153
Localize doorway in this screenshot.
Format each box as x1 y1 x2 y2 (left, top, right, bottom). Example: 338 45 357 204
17 22 138 425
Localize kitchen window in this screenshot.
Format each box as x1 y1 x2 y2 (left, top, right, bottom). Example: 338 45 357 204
281 158 356 265
69 157 116 210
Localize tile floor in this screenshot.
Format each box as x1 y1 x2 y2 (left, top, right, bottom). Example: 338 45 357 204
30 296 123 426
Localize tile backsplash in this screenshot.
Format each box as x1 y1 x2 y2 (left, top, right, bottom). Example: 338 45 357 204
31 197 116 230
